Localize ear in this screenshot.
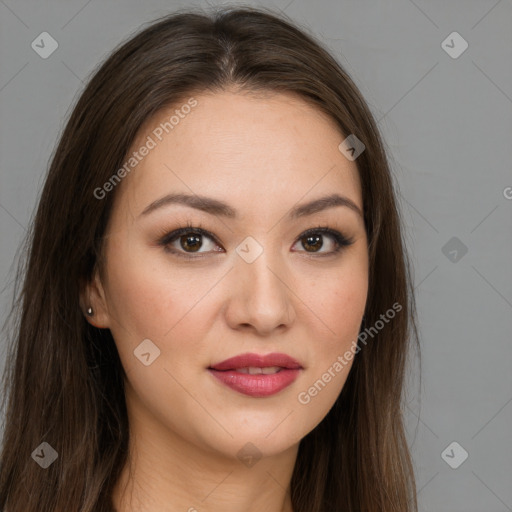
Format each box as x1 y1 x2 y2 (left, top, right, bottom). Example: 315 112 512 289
79 267 111 329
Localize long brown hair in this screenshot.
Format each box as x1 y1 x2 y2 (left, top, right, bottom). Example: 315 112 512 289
0 6 420 511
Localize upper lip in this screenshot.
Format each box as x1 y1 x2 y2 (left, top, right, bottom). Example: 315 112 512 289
209 352 303 371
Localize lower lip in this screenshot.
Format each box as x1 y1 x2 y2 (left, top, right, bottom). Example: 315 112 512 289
208 368 301 397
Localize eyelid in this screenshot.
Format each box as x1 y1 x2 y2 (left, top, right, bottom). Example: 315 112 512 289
155 223 220 259
292 226 355 258
156 223 354 259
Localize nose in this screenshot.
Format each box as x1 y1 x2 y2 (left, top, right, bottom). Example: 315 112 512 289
223 248 296 336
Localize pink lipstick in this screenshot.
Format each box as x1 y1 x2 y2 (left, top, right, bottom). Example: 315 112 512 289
208 352 302 398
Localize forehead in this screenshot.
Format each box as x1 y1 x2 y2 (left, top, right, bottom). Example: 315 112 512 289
111 90 363 225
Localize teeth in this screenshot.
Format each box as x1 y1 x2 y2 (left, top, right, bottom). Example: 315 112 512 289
236 366 282 375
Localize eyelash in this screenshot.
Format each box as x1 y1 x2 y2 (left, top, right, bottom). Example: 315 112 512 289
155 221 355 260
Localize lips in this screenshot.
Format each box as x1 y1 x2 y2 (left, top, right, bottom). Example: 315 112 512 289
209 352 303 371
208 352 303 398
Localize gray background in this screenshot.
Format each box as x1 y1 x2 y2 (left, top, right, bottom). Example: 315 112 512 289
1 1 511 510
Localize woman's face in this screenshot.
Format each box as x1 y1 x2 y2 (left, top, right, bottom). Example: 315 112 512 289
86 90 368 460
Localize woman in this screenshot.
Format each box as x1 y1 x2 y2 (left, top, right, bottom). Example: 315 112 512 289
0 5 420 511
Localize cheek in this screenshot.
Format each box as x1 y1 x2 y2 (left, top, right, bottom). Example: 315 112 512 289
106 263 168 337
296 258 367 401
294 275 365 418
101 235 173 353
304 266 367 339
104 238 219 359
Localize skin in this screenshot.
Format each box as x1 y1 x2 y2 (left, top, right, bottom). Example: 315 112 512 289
82 89 369 512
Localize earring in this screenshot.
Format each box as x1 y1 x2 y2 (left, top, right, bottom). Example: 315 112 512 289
86 307 94 316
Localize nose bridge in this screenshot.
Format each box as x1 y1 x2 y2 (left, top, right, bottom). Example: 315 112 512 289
241 242 289 304
226 237 295 332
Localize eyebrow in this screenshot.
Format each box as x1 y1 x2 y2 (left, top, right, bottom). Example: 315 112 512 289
139 192 363 221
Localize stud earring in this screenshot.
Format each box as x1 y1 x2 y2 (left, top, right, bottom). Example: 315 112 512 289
86 307 94 316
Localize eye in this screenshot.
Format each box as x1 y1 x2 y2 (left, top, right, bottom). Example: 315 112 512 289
291 226 354 257
157 224 222 259
156 223 354 259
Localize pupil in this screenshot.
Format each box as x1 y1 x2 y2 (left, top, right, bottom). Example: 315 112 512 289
181 234 201 252
178 233 324 253
304 234 322 252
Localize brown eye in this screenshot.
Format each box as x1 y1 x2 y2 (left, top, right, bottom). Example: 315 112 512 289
301 233 324 252
292 227 354 256
178 233 203 252
157 225 353 260
158 226 222 258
